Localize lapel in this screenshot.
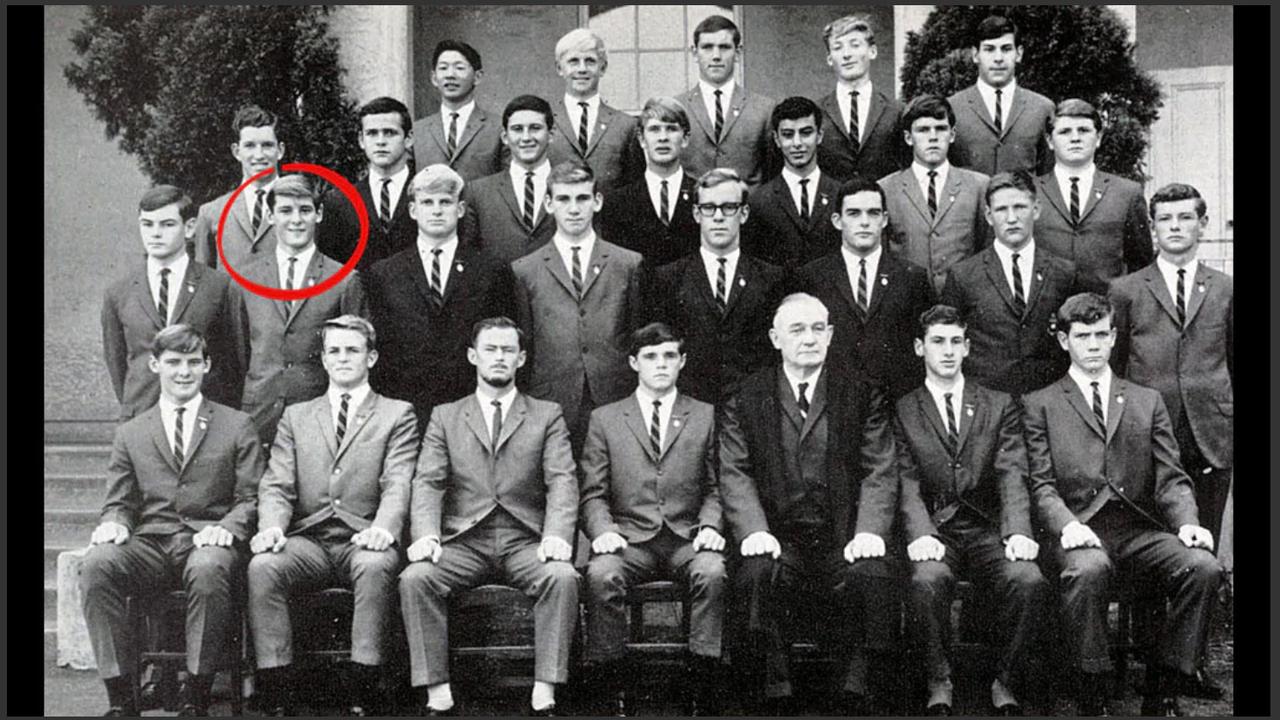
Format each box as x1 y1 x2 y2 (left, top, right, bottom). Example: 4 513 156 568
1001 87 1028 139
899 170 933 226
913 386 954 455
540 244 577 300
982 249 1021 317
401 245 436 308
954 382 979 456
441 242 474 306
623 400 659 463
811 176 836 231
180 402 214 475
498 169 547 230
148 406 182 475
424 111 450 157
455 106 490 158
865 251 895 319
683 88 717 144
1104 378 1126 446
1140 263 1179 325
718 84 749 141
495 394 529 453
771 177 806 232
820 91 850 142
966 86 1000 135
283 252 327 330
861 89 887 147
585 104 616 157
1184 262 1211 328
334 392 378 462
724 253 750 315
1038 174 1073 225
132 267 166 330
662 394 692 458
829 253 860 316
313 395 340 460
1059 376 1105 439
932 171 966 228
798 369 828 441
1024 250 1051 314
774 367 805 432
579 241 610 299
1079 173 1109 224
685 255 722 316
554 106 583 156
230 191 256 244
462 395 494 454
170 262 202 323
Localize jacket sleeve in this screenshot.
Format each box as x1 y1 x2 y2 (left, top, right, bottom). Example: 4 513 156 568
227 284 253 385
511 265 536 388
697 413 724 533
101 430 142 530
540 407 580 544
1108 283 1133 378
973 175 994 253
894 410 939 542
101 290 128 404
853 382 900 537
192 205 217 269
1122 188 1154 274
716 393 770 540
1022 394 1077 535
371 403 422 540
1150 394 1201 530
218 414 265 541
341 271 369 319
993 395 1033 539
578 409 620 540
409 406 451 543
256 407 298 533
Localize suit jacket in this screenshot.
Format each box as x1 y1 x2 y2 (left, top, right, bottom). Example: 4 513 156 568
679 85 778 187
947 85 1055 177
878 165 992 295
228 251 368 442
744 171 843 269
1023 375 1199 535
365 241 515 422
815 86 906 183
1034 171 1154 284
101 400 263 541
940 245 1100 397
512 239 645 436
599 173 701 268
1109 261 1233 467
798 250 936 402
102 260 240 418
409 393 579 544
547 100 644 192
257 392 419 540
647 251 788 406
316 173 418 273
718 366 898 546
412 104 508 182
894 382 1032 542
459 169 556 264
579 393 721 543
193 188 276 271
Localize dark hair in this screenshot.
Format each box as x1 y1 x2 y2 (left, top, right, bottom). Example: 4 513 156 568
432 39 483 72
770 96 823 133
693 15 741 47
628 322 684 357
974 15 1020 46
984 170 1037 205
359 96 412 135
321 314 377 352
1055 293 1113 332
1149 183 1207 219
231 104 280 140
834 175 887 211
1048 98 1102 135
151 324 208 359
548 160 595 193
917 304 966 339
502 94 555 130
471 316 525 350
901 94 956 131
139 185 196 222
267 174 320 210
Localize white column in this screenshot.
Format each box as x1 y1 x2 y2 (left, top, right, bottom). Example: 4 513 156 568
1108 5 1137 45
893 5 935 97
330 5 414 107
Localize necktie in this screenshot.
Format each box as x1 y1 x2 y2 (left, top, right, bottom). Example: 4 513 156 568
927 170 938 218
798 178 810 225
284 256 298 313
1069 177 1081 225
447 111 459 159
336 393 351 445
713 90 724 142
848 90 861 153
577 101 591 153
490 399 503 448
430 248 444 309
714 258 727 314
1010 252 1026 316
379 178 392 235
1090 381 1105 428
649 399 662 456
253 189 266 234
570 245 583 299
157 268 171 324
993 89 1004 134
856 258 868 312
1175 268 1186 327
173 407 186 465
659 179 670 225
523 171 536 228
944 392 958 446
797 382 810 416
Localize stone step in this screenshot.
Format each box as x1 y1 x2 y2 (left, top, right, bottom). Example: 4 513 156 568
46 420 117 445
45 545 81 586
46 509 99 546
45 474 106 511
45 444 113 476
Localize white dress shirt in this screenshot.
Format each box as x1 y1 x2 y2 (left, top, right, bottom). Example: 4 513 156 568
635 386 677 449
644 167 685 222
509 160 551 224
1156 252 1199 307
911 160 951 203
698 78 736 133
976 78 1017 129
1068 365 1112 425
418 236 459 295
158 393 202 458
782 364 823 411
991 238 1035 301
841 244 882 305
476 387 518 438
368 163 411 221
835 78 873 142
276 243 317 290
565 94 601 146
781 166 822 218
1054 163 1096 215
553 230 597 282
924 375 966 432
441 99 476 142
148 252 190 324
328 382 371 433
243 178 276 230
700 246 740 299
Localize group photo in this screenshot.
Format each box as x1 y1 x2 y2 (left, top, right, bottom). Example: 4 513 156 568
42 4 1236 716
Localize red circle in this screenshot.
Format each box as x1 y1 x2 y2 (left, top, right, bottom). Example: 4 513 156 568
216 162 369 301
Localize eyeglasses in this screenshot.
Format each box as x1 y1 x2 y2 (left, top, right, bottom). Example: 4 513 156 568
694 202 745 217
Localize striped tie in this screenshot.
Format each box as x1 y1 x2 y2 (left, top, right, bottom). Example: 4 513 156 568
798 178 810 225
284 256 297 314
944 392 958 446
570 245 583 299
856 258 868 313
578 102 591 153
447 112 459 159
659 180 670 226
430 248 444 309
173 407 186 465
927 170 938 218
1010 253 1026 316
157 268 171 324
523 171 536 229
1175 268 1186 327
649 399 662 456
1091 382 1105 429
379 178 392 235
1069 177 1081 225
336 393 351 446
993 89 1004 134
713 90 724 142
715 258 727 315
797 382 810 417
491 399 503 448
253 189 266 234
848 90 861 154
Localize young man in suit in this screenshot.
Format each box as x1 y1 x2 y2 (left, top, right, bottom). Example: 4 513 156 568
1035 98 1153 285
365 164 514 429
798 175 936 402
512 160 645 455
103 185 240 419
194 104 283 271
317 96 419 272
579 323 727 716
878 94 992 295
815 14 905 183
228 174 367 445
459 95 558 263
413 40 506 182
247 315 420 716
895 305 1046 715
744 96 842 269
599 96 701 268
947 16 1055 177
1023 293 1224 716
679 15 777 187
647 168 786 407
719 293 901 715
80 325 264 716
940 171 1100 397
546 29 643 193
399 317 580 716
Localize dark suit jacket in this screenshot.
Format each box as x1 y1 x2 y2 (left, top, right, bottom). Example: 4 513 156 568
365 242 515 423
193 187 276 271
1109 262 1232 468
647 252 788 406
459 169 556 264
878 165 992 295
547 101 644 192
947 85 1055 176
718 366 899 546
412 104 508 182
579 393 721 542
815 86 906 183
1023 375 1200 535
894 382 1032 542
101 260 240 418
1034 171 1154 284
599 173 701 268
798 250 936 401
409 393 579 544
102 400 263 541
316 173 418 273
744 171 843 269
679 85 778 187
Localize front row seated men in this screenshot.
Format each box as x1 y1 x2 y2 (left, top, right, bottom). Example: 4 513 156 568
81 325 264 717
399 316 580 716
247 315 420 716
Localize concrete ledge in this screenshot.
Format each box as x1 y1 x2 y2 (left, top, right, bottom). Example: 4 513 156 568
56 548 96 670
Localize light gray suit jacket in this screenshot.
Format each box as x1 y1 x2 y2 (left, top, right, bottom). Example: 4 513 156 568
1034 170 1154 284
413 104 508 182
678 85 777 187
879 165 993 294
546 100 643 192
947 84 1055 177
194 187 277 272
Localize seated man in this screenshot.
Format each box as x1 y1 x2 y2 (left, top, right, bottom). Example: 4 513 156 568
579 322 727 715
80 325 263 716
247 315 420 716
399 317 580 716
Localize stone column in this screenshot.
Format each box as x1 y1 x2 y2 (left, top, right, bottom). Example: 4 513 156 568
330 5 414 107
893 5 934 97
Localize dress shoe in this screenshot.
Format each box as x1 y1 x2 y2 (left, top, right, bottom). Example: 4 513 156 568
176 702 209 716
528 702 558 716
993 702 1023 716
421 705 455 717
1141 696 1183 717
1180 669 1226 700
345 705 369 716
102 707 134 717
926 701 954 715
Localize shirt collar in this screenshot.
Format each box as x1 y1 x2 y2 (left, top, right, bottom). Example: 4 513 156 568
700 245 740 268
1068 364 1112 399
924 374 965 407
370 161 411 185
476 386 518 412
841 242 882 268
781 165 821 186
1156 252 1198 280
159 392 203 418
566 93 601 113
977 77 1017 98
911 160 950 184
782 364 822 401
442 99 476 118
992 238 1034 266
418 234 459 256
554 230 596 257
836 77 872 95
635 385 677 409
699 78 736 101
509 159 551 181
1054 162 1096 186
148 251 189 277
328 382 371 411
276 242 317 274
645 167 684 187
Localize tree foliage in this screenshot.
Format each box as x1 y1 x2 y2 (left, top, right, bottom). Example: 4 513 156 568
65 6 365 203
901 5 1163 182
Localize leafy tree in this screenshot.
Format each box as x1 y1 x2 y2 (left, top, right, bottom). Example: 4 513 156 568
65 6 365 203
901 5 1162 182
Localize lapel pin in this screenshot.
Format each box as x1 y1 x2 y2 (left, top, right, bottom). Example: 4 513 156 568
186 283 196 293
1035 271 1044 282
738 277 747 287
820 195 829 206
1116 395 1124 405
965 405 974 417
681 192 690 202
949 195 956 203
1095 190 1103 199
593 265 601 275
1197 283 1205 293
880 276 888 286
673 419 681 428
307 278 315 287
198 419 208 430
456 262 465 273
733 109 740 117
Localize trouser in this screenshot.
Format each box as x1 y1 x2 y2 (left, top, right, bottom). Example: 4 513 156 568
1175 418 1232 547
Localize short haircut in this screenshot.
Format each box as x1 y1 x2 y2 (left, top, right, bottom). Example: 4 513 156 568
555 27 607 66
693 15 740 47
139 185 197 222
267 174 320 210
321 314 377 351
471 316 524 349
502 94 555 130
1149 182 1207 219
432 39 483 71
548 160 595 192
410 164 465 201
232 104 279 139
834 175 887 211
639 96 691 136
1055 292 1114 332
975 15 1019 46
358 96 412 134
1048 98 1102 135
151 324 208 359
901 94 956 131
917 304 967 339
629 322 684 357
695 167 749 204
770 96 823 132
823 14 876 48
984 170 1037 205
772 292 828 325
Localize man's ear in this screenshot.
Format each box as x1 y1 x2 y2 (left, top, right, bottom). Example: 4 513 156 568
183 217 198 240
149 356 160 375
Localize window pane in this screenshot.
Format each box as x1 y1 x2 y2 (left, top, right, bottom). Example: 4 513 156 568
590 5 635 51
637 5 686 49
599 52 637 111
638 51 689 104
